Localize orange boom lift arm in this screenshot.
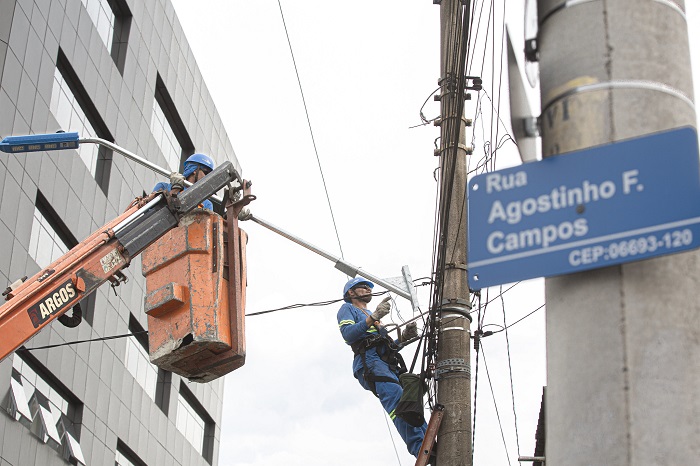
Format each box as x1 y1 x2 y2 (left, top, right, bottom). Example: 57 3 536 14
0 161 242 362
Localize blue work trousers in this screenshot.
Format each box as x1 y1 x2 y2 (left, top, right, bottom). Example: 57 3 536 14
356 365 428 457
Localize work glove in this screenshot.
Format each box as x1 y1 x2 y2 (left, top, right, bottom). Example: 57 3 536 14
401 322 418 342
370 296 391 321
170 172 185 191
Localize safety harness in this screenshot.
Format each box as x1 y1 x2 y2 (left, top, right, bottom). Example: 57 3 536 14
351 333 407 397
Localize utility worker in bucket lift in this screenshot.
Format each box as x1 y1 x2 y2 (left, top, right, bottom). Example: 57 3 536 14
153 153 215 210
337 277 427 457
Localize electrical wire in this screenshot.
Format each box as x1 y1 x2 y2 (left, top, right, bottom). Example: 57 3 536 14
477 302 547 337
389 294 405 324
418 86 442 125
245 296 346 316
277 0 346 261
467 0 489 76
481 90 517 143
480 340 513 466
493 0 509 177
381 408 403 466
501 287 522 464
449 169 469 265
502 303 545 331
16 330 149 352
481 281 521 308
489 0 497 173
472 292 482 451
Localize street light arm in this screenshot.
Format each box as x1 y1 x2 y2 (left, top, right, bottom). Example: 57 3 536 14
245 213 413 301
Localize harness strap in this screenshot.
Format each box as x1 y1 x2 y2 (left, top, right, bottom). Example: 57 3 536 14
360 350 401 397
352 334 407 397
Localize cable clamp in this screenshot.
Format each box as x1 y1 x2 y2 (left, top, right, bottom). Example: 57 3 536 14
433 143 473 156
439 300 471 309
437 301 472 322
435 358 471 380
437 73 458 90
433 115 473 127
472 328 494 349
439 299 471 309
445 262 468 271
440 326 468 333
438 313 470 322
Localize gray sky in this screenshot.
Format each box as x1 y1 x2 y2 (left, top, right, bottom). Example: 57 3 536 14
170 2 700 465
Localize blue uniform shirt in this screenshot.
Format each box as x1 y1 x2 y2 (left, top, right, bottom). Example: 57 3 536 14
153 181 214 211
338 302 393 375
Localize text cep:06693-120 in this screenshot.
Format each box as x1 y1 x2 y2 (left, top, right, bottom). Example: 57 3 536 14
568 229 693 266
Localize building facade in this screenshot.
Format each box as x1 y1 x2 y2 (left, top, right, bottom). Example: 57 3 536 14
0 0 239 464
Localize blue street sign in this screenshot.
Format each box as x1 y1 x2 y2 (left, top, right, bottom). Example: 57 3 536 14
467 127 700 289
0 132 79 153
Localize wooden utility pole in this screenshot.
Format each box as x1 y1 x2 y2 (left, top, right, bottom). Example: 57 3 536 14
538 0 699 464
434 1 472 465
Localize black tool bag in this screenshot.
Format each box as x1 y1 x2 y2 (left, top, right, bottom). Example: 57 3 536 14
395 372 428 427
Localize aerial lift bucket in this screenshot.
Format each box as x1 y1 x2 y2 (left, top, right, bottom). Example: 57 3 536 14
141 197 250 382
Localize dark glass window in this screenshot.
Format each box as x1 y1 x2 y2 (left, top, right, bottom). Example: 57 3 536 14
51 50 114 194
125 315 157 401
115 439 147 466
151 74 194 173
79 0 132 73
177 382 215 463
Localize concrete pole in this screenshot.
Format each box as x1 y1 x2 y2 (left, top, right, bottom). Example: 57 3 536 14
435 1 472 465
538 1 699 465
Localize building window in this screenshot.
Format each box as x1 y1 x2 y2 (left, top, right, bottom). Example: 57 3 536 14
79 0 132 73
28 193 76 267
28 205 68 269
176 393 204 454
80 0 115 51
176 382 214 463
51 67 100 176
125 315 157 402
124 315 170 414
151 74 194 172
10 352 85 465
155 368 172 416
51 49 114 194
151 99 182 172
115 439 147 466
27 192 96 325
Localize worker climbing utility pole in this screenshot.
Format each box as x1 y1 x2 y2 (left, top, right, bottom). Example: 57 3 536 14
538 0 699 464
433 0 472 465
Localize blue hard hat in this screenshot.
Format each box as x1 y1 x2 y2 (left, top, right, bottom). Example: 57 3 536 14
183 153 215 178
343 277 374 302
